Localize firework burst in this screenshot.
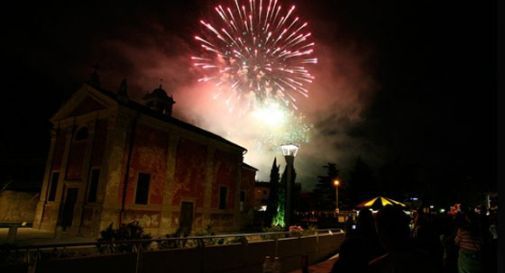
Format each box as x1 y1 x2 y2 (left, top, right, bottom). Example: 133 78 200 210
192 0 317 111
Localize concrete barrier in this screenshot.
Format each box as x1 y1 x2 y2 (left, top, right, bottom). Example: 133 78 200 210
3 232 344 273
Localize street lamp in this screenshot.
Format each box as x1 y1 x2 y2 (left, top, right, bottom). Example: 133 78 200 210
281 144 299 227
333 179 340 214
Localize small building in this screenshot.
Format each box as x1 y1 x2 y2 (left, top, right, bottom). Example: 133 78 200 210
0 156 43 224
253 181 271 211
33 81 256 237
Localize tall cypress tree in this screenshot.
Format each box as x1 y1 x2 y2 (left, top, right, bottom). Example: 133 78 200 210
266 158 280 225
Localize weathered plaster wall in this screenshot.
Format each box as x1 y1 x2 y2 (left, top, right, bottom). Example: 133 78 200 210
66 139 87 180
123 124 169 207
51 131 66 171
172 138 207 209
241 167 256 210
90 119 108 167
211 150 238 209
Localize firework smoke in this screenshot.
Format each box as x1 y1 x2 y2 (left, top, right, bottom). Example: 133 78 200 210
89 1 376 188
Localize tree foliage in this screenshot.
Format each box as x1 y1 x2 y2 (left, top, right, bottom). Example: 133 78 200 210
312 163 339 211
265 158 280 225
348 157 377 205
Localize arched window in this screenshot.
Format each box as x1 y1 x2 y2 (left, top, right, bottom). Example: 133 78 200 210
75 127 89 141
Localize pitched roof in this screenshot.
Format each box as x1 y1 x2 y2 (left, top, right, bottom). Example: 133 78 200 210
90 84 247 152
242 162 258 171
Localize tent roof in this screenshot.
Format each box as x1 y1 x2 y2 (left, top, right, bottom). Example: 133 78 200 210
357 196 406 208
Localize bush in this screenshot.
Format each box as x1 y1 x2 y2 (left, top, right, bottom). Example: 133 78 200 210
302 225 318 236
158 232 183 249
96 221 152 253
260 226 285 240
193 225 217 246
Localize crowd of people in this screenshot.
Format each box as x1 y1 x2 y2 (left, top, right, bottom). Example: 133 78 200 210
330 205 498 273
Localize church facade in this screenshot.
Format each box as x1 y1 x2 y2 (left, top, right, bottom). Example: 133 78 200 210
33 81 256 237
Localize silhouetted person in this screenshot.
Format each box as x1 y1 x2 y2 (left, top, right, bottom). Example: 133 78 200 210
368 205 438 273
455 210 483 273
331 208 384 273
440 213 459 273
412 209 443 269
355 208 384 258
330 236 369 273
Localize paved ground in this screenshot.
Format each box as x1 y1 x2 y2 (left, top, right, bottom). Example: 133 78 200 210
289 254 338 273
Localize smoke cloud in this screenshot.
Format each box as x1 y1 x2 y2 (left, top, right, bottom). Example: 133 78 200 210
92 2 377 190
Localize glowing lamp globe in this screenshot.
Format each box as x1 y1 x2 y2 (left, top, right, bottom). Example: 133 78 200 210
281 144 299 157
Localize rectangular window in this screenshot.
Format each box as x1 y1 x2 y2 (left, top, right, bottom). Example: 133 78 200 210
219 186 228 209
48 172 60 201
240 190 245 212
87 169 100 202
135 173 151 205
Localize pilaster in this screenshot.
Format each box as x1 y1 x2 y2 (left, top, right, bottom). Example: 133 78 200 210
233 160 242 230
75 120 96 234
44 127 73 230
98 110 134 231
159 133 179 234
202 145 216 227
33 130 57 229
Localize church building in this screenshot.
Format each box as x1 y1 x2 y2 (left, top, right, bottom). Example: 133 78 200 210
33 77 257 237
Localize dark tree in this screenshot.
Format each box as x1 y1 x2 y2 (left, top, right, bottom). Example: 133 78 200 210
312 163 339 211
377 158 423 202
265 158 280 225
348 157 377 205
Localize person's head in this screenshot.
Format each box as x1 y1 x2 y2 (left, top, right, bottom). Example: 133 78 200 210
414 208 428 227
375 205 411 251
356 208 375 234
463 210 482 236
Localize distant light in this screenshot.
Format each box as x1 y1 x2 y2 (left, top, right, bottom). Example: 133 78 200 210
411 197 418 201
259 205 267 211
333 179 340 187
439 209 446 213
429 205 434 209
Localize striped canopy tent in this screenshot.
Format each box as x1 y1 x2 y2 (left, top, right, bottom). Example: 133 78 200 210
356 196 406 210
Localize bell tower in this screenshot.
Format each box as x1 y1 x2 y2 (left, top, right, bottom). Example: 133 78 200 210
143 85 176 116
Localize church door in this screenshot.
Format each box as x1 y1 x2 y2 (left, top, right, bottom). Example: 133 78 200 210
179 202 194 235
61 188 78 230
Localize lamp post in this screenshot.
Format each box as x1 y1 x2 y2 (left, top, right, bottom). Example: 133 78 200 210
333 179 340 214
281 144 299 227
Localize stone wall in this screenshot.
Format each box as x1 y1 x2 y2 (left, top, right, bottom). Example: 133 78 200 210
0 190 38 223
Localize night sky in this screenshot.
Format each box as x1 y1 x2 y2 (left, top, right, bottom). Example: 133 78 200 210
1 0 497 204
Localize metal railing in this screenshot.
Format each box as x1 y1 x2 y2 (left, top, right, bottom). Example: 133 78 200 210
1 228 344 273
